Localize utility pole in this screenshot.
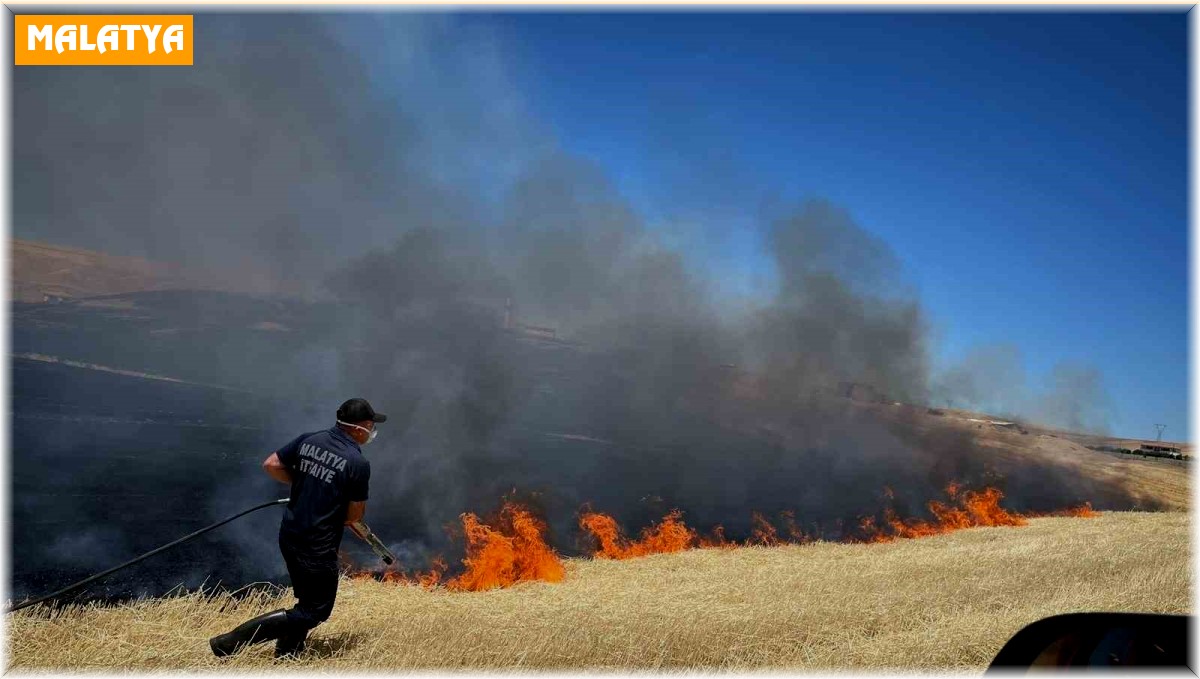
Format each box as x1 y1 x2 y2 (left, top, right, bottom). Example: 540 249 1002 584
1154 424 1167 442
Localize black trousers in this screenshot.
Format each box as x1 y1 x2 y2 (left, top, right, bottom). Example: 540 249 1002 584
278 533 340 632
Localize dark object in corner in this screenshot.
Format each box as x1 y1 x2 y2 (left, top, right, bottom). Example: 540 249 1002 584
988 612 1189 670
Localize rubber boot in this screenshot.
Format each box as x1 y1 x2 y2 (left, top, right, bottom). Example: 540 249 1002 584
274 630 308 659
210 609 294 658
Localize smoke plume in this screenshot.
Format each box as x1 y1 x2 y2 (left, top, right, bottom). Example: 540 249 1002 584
931 345 1113 434
10 13 1146 598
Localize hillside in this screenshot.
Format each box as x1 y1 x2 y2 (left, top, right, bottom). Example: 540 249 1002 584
7 512 1190 672
10 240 1191 506
10 239 183 302
870 402 1191 511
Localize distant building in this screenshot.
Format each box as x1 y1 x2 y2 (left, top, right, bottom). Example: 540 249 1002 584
1089 443 1190 462
1140 443 1183 455
1130 443 1189 461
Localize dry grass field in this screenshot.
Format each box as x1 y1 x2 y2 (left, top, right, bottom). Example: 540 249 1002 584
1023 434 1192 510
7 511 1190 673
885 403 1192 511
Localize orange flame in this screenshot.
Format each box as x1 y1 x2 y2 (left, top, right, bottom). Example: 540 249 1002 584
698 524 732 549
349 502 563 592
374 556 449 588
1039 502 1099 518
779 510 811 544
448 503 565 591
749 512 780 546
583 483 1090 555
579 509 697 559
348 484 1101 592
859 485 1027 542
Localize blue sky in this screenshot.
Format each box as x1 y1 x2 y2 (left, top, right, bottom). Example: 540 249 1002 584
438 11 1187 441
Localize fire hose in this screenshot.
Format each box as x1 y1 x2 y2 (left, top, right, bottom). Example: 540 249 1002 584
6 498 290 614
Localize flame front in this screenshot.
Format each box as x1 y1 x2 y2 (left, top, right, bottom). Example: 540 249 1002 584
449 503 565 591
579 509 696 559
581 483 1097 555
350 483 1099 592
1045 502 1099 518
354 501 564 592
860 485 1027 543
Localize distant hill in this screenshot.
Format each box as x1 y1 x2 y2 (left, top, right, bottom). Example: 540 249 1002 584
12 239 175 302
11 239 199 302
867 402 1190 511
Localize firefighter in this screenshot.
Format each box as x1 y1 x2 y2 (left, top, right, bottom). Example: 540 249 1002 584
210 398 384 659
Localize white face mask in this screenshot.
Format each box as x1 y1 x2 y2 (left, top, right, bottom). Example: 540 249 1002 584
337 420 378 445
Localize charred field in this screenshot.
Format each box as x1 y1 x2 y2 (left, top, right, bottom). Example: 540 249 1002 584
7 287 1190 605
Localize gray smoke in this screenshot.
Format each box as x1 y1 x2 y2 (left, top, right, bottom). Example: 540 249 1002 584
324 183 1144 559
752 200 928 405
931 344 1027 415
13 14 516 296
10 14 1149 595
931 345 1113 435
1037 363 1112 435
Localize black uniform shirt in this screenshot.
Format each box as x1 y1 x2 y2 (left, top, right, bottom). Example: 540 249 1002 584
276 426 371 556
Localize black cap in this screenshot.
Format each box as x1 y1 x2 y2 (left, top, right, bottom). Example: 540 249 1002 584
337 398 387 424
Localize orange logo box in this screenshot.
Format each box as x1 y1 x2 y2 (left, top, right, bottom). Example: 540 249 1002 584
15 15 192 66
